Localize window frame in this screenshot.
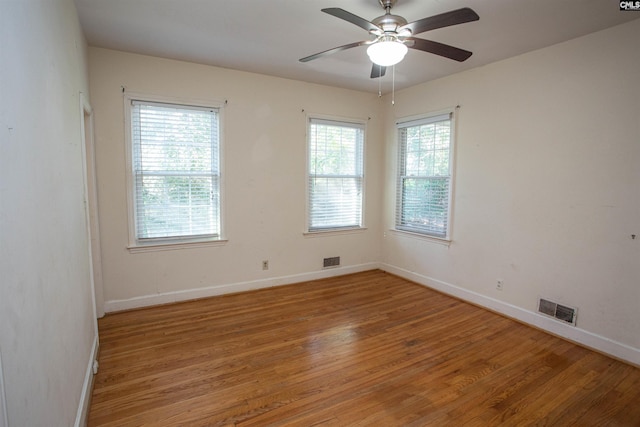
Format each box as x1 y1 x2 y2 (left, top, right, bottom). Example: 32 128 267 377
305 114 367 234
395 109 456 241
124 92 226 251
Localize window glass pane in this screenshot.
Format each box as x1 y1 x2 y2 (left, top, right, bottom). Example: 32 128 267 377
404 121 450 176
309 177 362 229
400 177 449 236
309 124 360 176
136 105 215 173
136 175 218 239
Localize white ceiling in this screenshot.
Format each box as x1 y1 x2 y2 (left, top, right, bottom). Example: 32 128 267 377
75 0 638 94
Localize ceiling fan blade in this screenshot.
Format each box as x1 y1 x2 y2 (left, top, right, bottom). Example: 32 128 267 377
299 41 369 63
370 64 386 79
400 7 479 36
407 37 472 62
322 8 380 33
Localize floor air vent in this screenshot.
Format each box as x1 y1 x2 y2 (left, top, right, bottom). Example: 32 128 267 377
323 256 340 268
537 298 577 326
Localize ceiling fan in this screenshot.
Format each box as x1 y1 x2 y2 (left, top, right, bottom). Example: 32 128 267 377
300 0 479 79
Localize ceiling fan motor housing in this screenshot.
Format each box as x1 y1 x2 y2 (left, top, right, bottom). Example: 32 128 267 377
372 14 408 33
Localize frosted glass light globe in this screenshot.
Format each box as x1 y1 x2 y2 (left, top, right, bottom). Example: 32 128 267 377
367 40 408 66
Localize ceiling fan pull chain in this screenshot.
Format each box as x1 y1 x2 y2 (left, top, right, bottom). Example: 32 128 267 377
392 65 395 105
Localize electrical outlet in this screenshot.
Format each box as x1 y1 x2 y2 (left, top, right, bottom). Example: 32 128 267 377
496 280 504 291
262 260 269 270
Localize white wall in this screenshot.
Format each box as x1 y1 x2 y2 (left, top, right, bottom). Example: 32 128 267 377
382 20 640 357
0 0 97 425
88 48 385 310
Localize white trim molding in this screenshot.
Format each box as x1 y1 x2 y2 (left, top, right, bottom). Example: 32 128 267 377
104 262 379 313
0 349 8 427
380 263 640 367
74 334 99 427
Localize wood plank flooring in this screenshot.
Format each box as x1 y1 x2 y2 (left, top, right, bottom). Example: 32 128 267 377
88 270 640 426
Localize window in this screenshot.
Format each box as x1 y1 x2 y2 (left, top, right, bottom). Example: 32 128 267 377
128 98 222 246
396 112 454 239
307 117 365 232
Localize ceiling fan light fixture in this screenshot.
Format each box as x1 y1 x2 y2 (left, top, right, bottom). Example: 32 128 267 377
367 39 408 66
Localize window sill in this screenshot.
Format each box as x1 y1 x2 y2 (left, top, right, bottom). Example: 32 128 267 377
304 227 367 238
389 229 451 246
127 238 228 253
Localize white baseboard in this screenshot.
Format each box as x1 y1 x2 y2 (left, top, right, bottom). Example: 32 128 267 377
0 350 7 427
75 334 99 427
380 263 640 367
104 262 380 313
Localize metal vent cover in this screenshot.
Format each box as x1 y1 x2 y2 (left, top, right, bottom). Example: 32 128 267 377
537 297 577 326
323 256 340 268
538 298 556 316
555 304 576 324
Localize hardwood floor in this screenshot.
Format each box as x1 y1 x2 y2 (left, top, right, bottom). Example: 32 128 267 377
88 270 640 426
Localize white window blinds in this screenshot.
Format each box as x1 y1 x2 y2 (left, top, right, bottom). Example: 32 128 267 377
396 113 453 238
131 100 220 242
308 118 364 232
